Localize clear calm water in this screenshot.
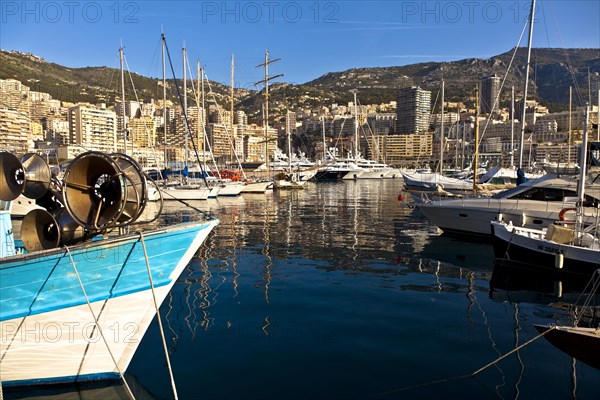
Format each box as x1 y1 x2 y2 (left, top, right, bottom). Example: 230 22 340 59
7 180 600 399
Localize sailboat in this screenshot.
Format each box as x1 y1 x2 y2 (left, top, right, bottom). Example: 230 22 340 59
273 112 306 189
0 150 219 387
225 54 272 194
159 39 211 201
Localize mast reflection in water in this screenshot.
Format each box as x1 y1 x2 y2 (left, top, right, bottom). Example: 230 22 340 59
8 180 599 399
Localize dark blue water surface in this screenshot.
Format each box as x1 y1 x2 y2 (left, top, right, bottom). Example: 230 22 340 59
8 180 600 399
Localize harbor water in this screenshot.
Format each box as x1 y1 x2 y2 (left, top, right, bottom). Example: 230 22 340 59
7 179 600 399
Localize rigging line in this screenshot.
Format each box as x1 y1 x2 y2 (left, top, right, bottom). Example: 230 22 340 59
356 96 382 162
103 51 120 104
539 1 561 105
159 188 209 216
147 36 163 80
573 270 600 326
123 54 163 165
64 246 137 400
478 19 529 148
138 232 179 400
198 66 223 181
544 2 586 106
163 35 209 188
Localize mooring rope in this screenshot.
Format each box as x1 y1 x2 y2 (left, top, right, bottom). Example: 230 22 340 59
373 326 556 397
64 246 136 400
138 232 179 400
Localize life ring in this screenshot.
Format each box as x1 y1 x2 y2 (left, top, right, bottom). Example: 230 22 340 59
558 207 577 222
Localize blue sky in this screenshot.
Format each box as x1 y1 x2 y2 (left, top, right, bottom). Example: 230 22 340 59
1 1 598 88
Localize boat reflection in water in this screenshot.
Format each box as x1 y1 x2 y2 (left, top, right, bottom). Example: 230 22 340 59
490 259 600 306
491 259 600 375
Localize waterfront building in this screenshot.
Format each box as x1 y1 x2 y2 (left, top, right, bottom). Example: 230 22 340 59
68 104 117 152
187 106 207 151
140 102 156 118
367 113 396 135
31 121 44 142
129 116 156 148
44 118 70 145
396 87 431 135
535 106 598 133
206 123 241 161
241 123 278 162
480 75 501 114
536 143 579 165
0 79 28 111
365 133 433 165
333 116 355 138
235 110 248 126
534 120 559 142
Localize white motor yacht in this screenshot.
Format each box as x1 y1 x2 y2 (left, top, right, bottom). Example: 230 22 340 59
417 173 600 236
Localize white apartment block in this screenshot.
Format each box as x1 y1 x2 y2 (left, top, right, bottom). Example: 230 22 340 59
68 105 117 152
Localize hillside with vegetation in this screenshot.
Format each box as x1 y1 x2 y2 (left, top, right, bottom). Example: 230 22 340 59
2 48 598 121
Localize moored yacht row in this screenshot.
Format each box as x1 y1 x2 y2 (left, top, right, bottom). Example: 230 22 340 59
411 135 600 277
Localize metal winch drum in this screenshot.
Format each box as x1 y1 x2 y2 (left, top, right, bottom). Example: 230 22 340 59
1 150 151 252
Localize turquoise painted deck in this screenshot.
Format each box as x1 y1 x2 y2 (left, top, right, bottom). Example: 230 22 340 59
0 222 212 321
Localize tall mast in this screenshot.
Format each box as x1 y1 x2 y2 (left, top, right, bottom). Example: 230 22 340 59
256 50 283 171
440 79 445 173
183 46 188 167
197 60 201 152
568 86 572 165
511 85 515 167
264 51 269 169
351 89 359 159
287 110 292 171
322 116 326 161
231 54 235 162
455 107 460 164
461 119 466 170
597 89 600 141
473 83 480 196
576 105 589 239
518 0 536 169
588 67 592 107
201 65 205 152
119 46 127 153
161 34 167 170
